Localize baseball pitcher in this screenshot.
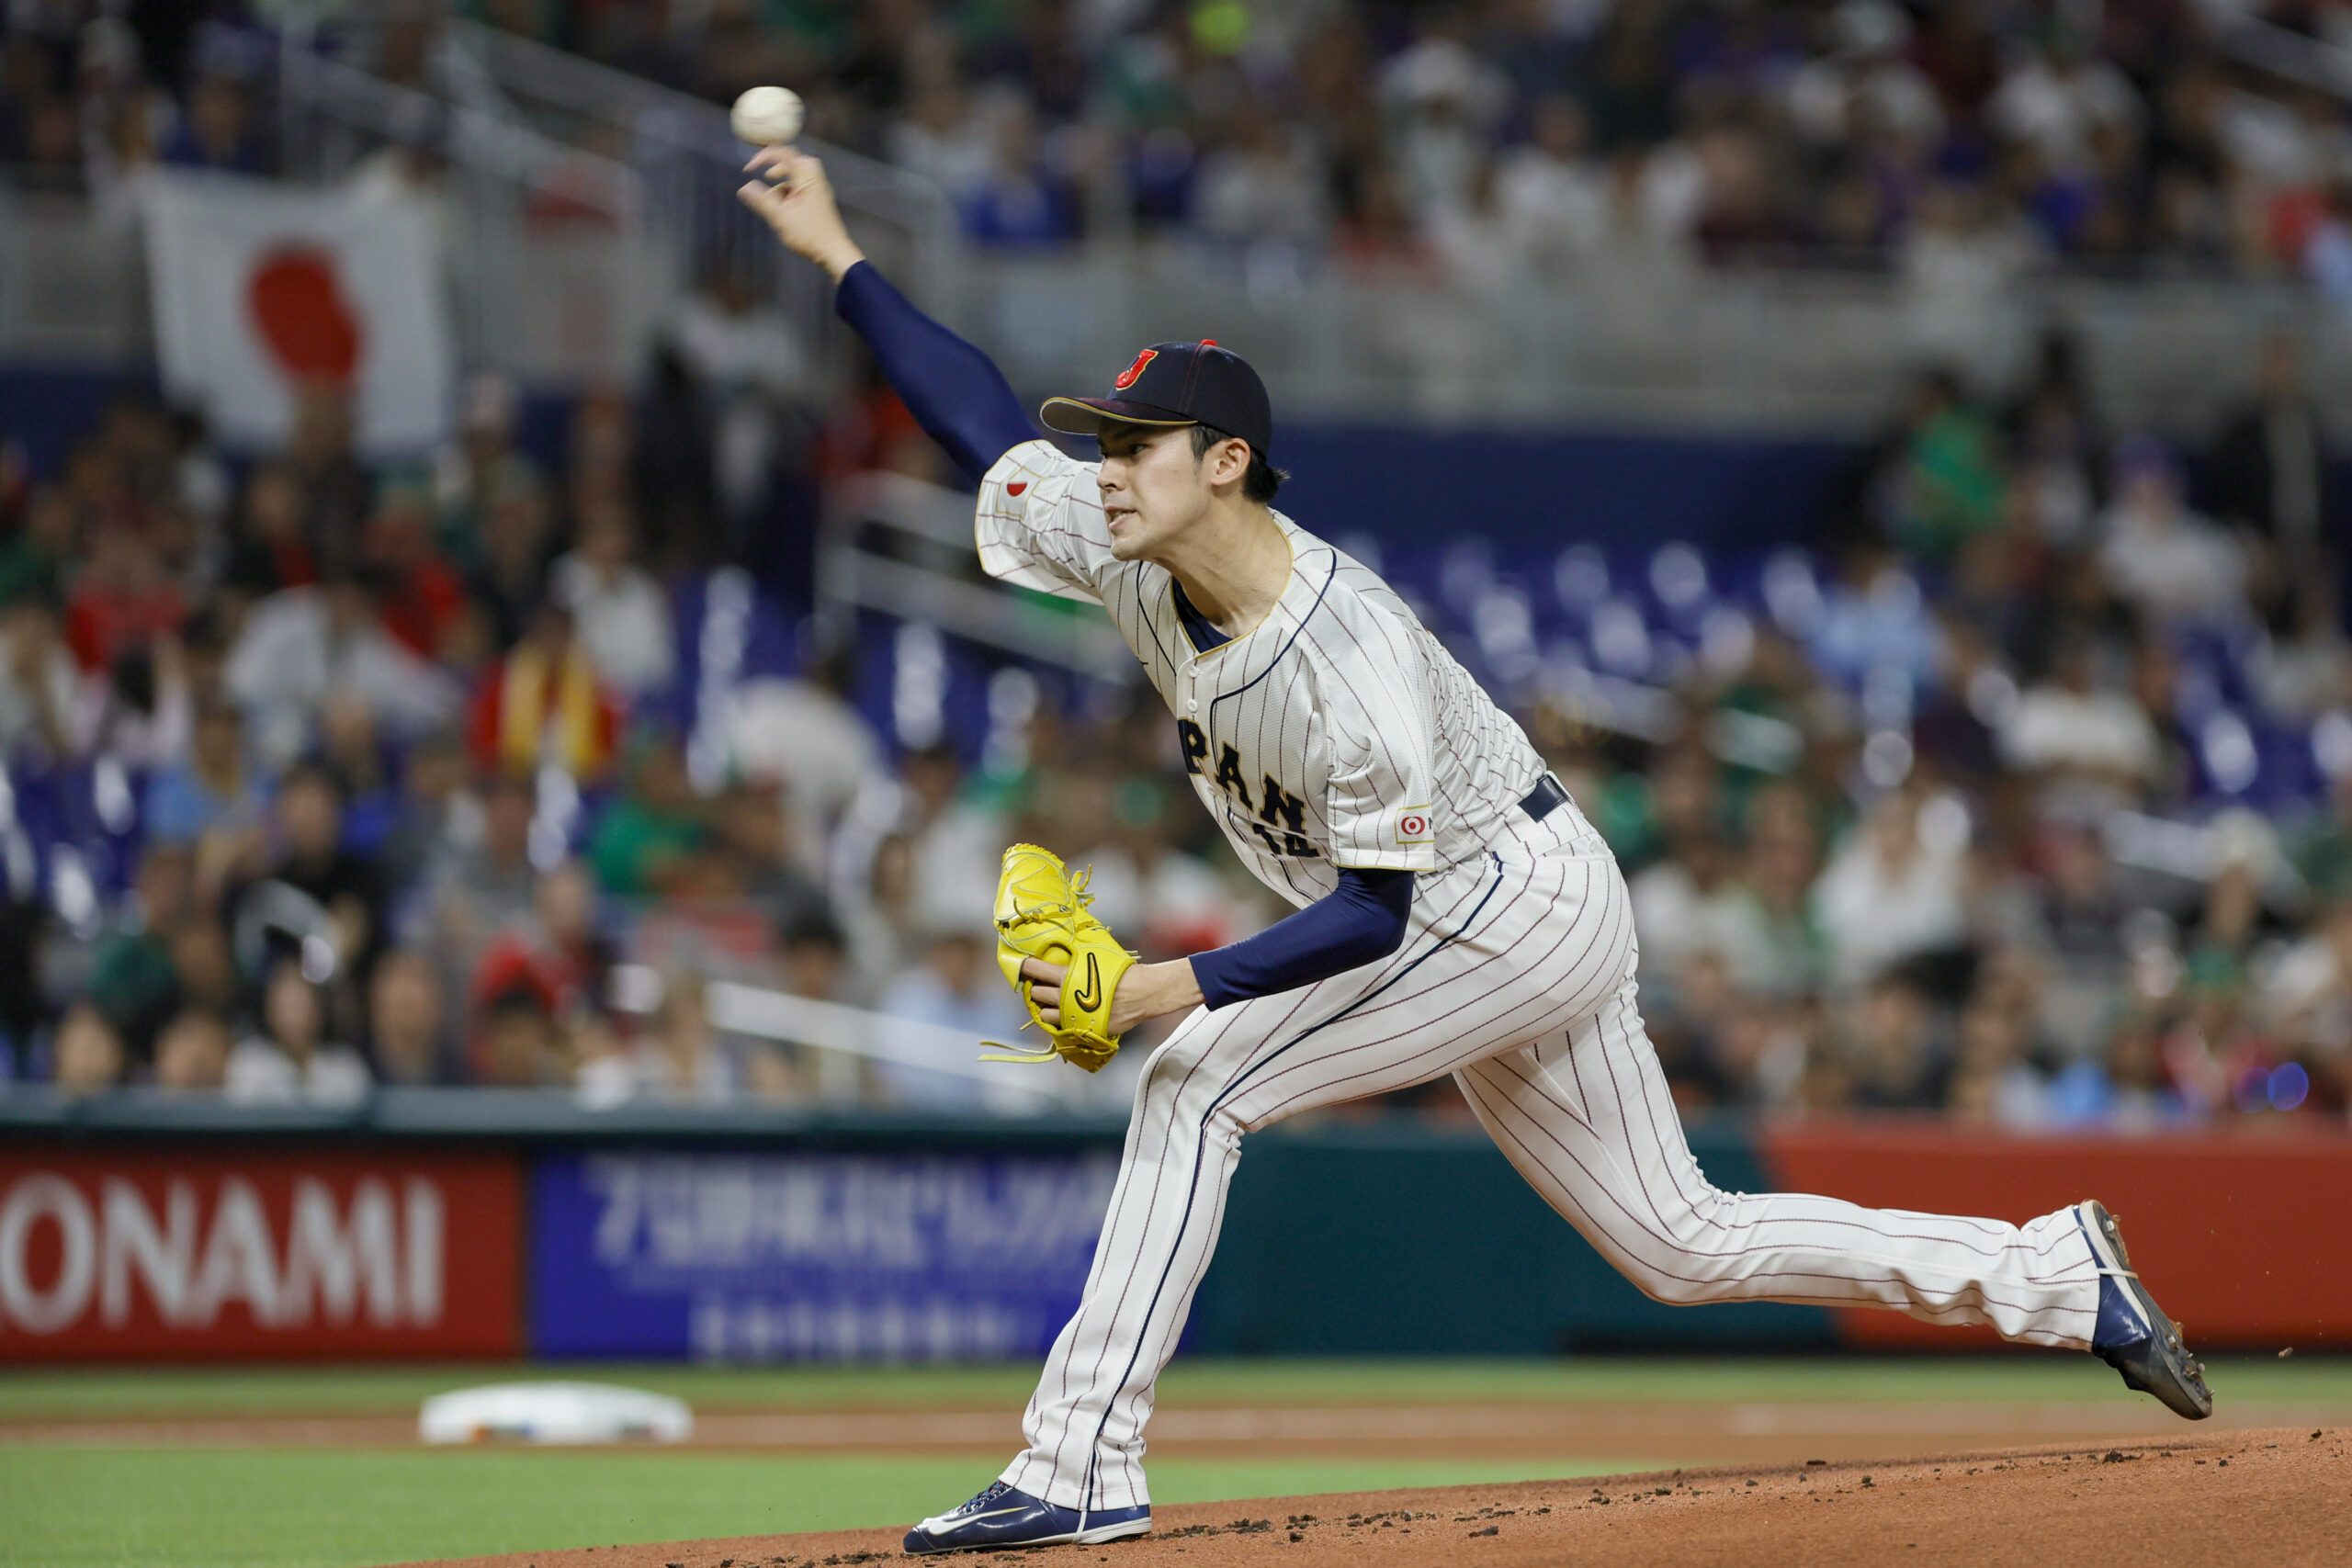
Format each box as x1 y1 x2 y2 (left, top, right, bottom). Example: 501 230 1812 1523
740 147 2210 1557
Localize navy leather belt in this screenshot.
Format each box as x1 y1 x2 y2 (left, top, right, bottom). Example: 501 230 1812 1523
1520 773 1568 823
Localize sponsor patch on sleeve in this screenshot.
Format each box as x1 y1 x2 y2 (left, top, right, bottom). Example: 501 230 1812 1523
1393 806 1433 846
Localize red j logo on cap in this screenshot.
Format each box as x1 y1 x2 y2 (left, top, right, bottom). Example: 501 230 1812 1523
1114 348 1159 391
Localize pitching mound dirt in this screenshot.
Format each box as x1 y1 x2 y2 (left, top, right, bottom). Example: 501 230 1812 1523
401 1427 2347 1568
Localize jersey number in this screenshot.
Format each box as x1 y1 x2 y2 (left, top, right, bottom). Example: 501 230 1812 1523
1178 720 1319 860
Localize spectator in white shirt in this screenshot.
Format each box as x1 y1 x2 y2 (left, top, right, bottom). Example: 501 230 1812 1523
1631 830 1753 995
1381 14 1510 218
1901 182 2043 335
224 569 458 766
1999 634 2161 800
899 744 1006 940
1194 97 1329 246
671 266 810 403
225 955 373 1105
2263 899 2352 1056
1428 159 1528 295
726 663 885 876
1786 1 1945 153
2098 436 2249 629
1497 94 1609 272
1988 31 2142 175
1813 789 1970 987
549 496 675 699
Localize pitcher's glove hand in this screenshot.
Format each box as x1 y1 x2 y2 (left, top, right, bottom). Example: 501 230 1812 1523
983 842 1136 1073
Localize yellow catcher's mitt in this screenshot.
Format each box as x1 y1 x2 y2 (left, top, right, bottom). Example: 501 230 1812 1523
982 841 1136 1073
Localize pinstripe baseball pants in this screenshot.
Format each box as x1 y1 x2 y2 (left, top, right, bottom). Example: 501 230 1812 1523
1001 812 2103 1511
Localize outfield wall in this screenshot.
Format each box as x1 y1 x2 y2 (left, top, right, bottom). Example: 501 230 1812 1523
0 1095 2338 1359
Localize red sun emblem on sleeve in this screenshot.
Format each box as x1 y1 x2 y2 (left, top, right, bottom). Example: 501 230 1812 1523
1113 347 1158 391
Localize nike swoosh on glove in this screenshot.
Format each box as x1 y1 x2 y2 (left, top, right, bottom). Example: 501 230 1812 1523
984 842 1137 1073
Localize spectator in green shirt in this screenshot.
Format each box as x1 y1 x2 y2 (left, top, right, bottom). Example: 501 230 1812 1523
589 730 710 897
85 844 198 1067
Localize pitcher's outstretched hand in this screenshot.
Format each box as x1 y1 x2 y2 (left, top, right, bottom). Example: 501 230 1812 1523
737 146 865 281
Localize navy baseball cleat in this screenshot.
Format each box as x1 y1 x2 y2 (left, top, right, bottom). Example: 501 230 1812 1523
902 1480 1151 1554
2077 1200 2211 1420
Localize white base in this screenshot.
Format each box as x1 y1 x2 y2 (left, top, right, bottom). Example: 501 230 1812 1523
417 1382 694 1445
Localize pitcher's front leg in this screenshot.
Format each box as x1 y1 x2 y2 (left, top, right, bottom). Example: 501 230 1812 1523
1001 989 1295 1511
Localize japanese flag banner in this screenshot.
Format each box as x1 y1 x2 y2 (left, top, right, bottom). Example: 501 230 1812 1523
141 172 453 457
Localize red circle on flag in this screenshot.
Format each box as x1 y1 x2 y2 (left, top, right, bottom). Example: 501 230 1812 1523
246 246 363 384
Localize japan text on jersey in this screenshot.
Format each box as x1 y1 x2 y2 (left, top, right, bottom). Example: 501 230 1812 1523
974 440 1561 911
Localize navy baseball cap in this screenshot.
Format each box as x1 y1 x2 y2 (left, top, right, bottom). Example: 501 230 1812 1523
1040 341 1273 458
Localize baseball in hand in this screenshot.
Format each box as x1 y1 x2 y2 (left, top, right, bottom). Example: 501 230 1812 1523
730 85 804 147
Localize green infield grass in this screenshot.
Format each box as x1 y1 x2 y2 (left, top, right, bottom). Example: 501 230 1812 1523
5 1353 2346 1422
4 1357 2347 1568
0 1448 1652 1568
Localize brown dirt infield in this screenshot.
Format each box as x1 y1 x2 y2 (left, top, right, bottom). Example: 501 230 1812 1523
398 1427 2348 1568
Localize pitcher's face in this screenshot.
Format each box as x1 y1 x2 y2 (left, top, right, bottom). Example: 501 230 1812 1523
1095 425 1216 562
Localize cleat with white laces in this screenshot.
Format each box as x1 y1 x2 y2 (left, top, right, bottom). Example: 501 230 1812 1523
903 1480 1151 1555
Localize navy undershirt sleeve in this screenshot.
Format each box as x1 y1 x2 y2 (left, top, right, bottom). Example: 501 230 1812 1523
832 261 1036 483
1190 867 1413 1010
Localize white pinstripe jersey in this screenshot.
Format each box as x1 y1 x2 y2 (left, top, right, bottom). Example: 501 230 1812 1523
977 439 1555 911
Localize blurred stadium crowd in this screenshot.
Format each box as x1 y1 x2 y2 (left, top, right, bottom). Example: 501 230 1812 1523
9 0 2352 285
1544 324 2347 1133
0 0 2347 1130
0 333 1288 1110
0 323 2345 1131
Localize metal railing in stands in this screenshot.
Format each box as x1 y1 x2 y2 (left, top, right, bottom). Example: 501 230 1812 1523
269 10 662 385
265 6 955 386
0 983 1102 1119
604 963 1102 1112
445 17 957 382
2199 0 2352 101
4 164 2342 434
815 470 1130 676
3 189 2340 433
0 1085 1131 1134
0 189 145 362
944 247 2346 435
